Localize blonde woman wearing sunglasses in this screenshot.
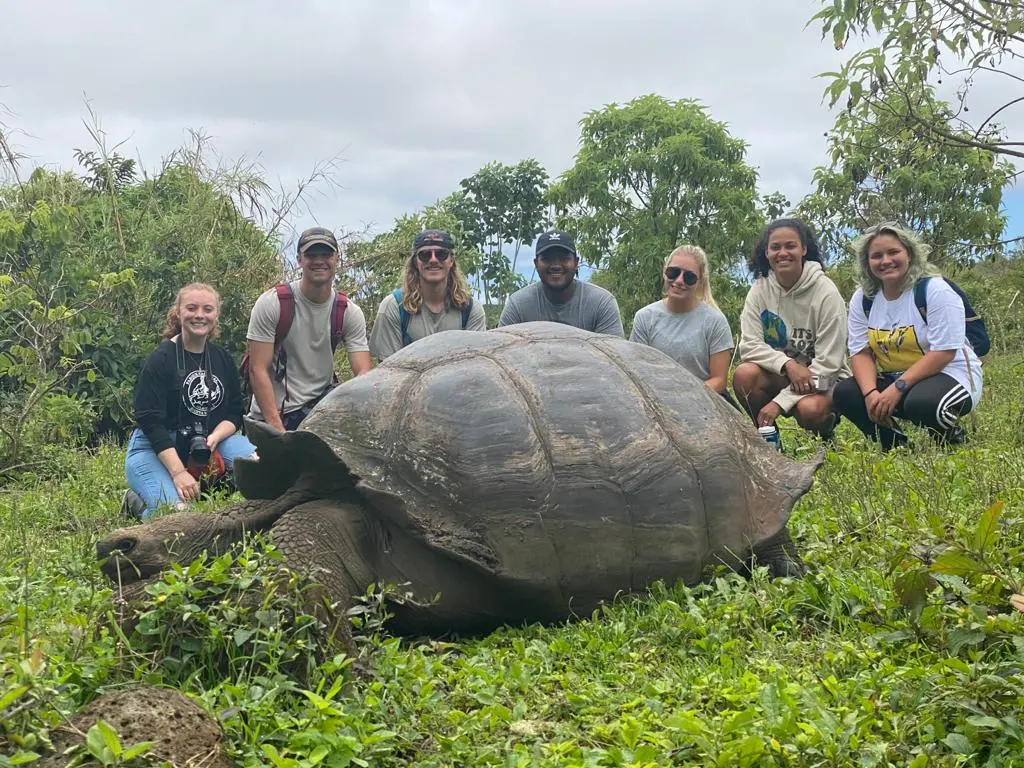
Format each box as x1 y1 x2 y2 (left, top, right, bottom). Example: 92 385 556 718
629 245 738 408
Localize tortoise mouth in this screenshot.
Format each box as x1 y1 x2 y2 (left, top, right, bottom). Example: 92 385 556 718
96 536 154 585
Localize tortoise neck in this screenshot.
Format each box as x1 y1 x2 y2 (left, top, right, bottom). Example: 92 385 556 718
214 486 320 538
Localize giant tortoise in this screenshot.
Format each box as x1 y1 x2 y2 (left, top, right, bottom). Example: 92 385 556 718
98 322 823 649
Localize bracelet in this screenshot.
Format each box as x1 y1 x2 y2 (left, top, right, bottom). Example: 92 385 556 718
863 388 878 398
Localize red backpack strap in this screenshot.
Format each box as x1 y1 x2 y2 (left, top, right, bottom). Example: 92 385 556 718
274 283 296 349
330 292 348 352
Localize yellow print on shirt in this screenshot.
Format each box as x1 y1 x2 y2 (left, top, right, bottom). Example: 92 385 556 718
868 324 925 373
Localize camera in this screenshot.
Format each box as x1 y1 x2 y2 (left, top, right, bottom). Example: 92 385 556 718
177 421 211 466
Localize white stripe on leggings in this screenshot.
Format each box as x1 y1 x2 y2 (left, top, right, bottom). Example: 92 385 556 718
935 384 971 429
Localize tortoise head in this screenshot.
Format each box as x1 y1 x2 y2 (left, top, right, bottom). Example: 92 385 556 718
97 423 361 586
96 510 236 586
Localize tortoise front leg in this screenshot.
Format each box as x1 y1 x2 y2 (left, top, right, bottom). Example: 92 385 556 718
749 527 807 578
269 501 378 665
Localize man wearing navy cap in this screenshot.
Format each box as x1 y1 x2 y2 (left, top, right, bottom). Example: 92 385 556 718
498 230 624 336
369 229 486 361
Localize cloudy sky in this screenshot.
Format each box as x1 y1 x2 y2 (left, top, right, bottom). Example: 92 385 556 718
3 0 1022 255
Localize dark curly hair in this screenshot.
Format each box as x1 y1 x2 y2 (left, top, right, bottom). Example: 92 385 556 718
747 217 823 279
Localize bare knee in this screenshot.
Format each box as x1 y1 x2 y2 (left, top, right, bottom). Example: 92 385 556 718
732 363 765 395
794 395 833 429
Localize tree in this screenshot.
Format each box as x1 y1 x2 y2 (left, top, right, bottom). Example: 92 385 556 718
799 87 1013 265
546 94 762 328
812 0 1024 160
0 128 330 473
342 195 480 327
452 159 550 307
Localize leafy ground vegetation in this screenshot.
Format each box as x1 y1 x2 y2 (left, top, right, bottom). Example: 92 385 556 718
1 356 1022 767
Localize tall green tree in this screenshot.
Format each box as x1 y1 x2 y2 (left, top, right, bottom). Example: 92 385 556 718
812 0 1024 160
452 159 550 307
0 133 314 473
799 88 1013 265
546 94 762 329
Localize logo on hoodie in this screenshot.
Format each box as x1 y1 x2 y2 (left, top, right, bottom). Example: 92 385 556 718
761 310 788 350
761 310 815 364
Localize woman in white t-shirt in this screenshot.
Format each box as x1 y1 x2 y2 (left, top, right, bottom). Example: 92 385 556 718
833 222 983 451
630 244 738 408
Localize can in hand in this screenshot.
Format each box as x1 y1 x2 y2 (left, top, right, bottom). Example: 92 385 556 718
811 372 835 392
758 425 782 450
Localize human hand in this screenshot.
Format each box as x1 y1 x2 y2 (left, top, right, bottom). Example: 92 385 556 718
173 469 200 503
757 401 783 428
867 387 901 427
784 360 815 395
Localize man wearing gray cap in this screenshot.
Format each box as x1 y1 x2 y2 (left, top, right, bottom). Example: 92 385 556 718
498 230 624 336
245 226 371 432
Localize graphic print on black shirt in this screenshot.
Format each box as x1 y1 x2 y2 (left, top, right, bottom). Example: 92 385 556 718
133 339 245 455
181 365 225 419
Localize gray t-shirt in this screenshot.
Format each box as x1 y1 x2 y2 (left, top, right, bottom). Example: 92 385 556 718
369 292 487 362
498 280 624 337
629 300 734 380
246 281 369 418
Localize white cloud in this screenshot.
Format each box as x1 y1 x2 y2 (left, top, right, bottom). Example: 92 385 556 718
3 0 1019 252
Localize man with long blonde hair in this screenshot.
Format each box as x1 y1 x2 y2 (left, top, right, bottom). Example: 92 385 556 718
370 229 486 361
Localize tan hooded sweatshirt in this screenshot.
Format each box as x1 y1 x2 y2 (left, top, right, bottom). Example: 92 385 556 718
738 260 851 414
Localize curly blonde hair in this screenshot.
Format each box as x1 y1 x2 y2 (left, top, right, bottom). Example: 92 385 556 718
161 283 222 340
664 245 718 309
852 222 941 298
400 250 472 313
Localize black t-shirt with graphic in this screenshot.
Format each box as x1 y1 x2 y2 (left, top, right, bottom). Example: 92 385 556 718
133 338 245 454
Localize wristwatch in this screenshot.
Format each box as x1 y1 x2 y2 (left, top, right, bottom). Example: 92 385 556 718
893 378 909 395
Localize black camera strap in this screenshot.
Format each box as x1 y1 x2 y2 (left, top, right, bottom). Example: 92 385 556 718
175 336 211 437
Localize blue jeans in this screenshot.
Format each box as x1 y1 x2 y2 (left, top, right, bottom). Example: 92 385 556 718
124 428 257 519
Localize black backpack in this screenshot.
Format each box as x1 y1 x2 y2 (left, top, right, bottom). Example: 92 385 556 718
861 276 990 357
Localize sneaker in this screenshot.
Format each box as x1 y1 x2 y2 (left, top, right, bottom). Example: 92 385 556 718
815 412 840 443
942 424 968 446
119 489 147 520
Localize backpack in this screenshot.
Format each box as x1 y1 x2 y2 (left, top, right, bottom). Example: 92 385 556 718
860 276 990 357
392 288 473 347
239 283 348 399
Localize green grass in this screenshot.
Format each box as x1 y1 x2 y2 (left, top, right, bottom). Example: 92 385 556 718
2 357 1024 767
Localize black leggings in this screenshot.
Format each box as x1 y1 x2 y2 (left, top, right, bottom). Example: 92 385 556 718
832 373 974 450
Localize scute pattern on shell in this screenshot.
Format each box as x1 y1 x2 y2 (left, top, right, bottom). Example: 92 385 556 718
295 322 818 617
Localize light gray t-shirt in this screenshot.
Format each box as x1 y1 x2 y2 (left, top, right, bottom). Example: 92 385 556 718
629 300 734 380
498 280 624 337
246 282 369 418
369 292 487 362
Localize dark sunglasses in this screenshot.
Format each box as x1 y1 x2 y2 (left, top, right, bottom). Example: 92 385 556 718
664 266 699 285
416 248 451 263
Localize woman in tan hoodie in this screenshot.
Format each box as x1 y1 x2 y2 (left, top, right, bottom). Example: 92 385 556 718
732 218 851 439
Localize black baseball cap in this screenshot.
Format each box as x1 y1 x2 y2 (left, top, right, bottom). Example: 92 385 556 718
413 229 455 251
297 226 339 255
535 230 577 257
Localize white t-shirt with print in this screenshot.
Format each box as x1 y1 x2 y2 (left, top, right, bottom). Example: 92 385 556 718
848 278 982 405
